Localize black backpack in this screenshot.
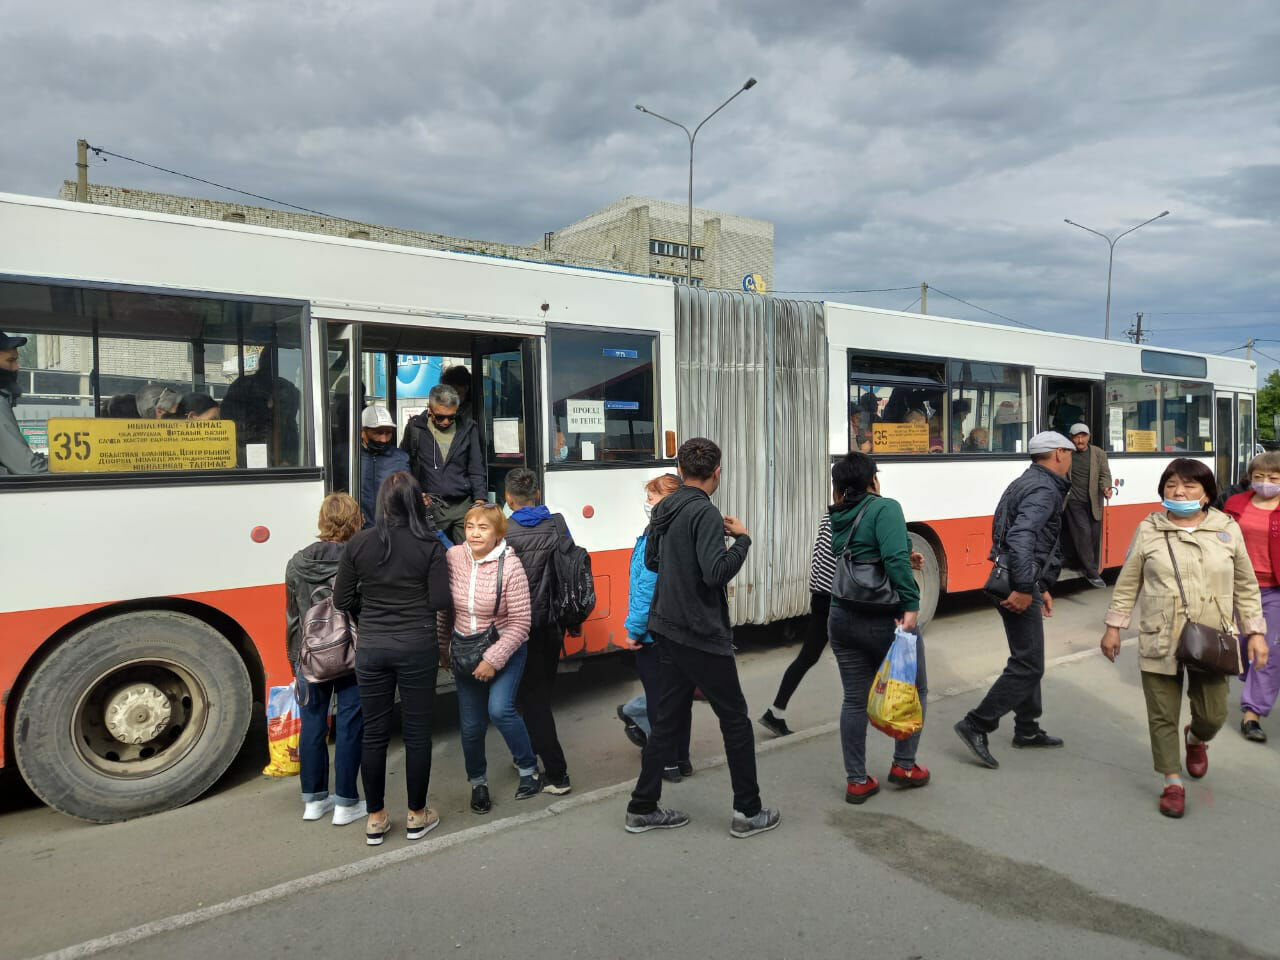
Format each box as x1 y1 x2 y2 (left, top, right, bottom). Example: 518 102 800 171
549 514 595 634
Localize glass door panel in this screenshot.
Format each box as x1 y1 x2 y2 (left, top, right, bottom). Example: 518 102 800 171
1215 394 1235 490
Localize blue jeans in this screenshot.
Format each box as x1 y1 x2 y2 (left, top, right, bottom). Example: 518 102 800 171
298 673 363 805
455 644 537 784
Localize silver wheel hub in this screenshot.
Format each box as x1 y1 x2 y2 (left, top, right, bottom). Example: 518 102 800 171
103 683 172 744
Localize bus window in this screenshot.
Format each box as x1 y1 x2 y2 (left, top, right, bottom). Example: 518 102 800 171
847 353 945 454
548 328 657 463
1104 375 1212 453
0 278 307 478
949 361 1030 454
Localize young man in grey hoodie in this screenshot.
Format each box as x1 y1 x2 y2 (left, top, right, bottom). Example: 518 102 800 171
624 437 781 839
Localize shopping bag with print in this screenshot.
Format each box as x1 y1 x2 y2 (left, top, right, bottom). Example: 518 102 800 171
261 683 302 777
867 626 923 740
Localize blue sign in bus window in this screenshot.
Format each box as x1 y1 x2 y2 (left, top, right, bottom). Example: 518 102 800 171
602 348 639 360
605 400 641 411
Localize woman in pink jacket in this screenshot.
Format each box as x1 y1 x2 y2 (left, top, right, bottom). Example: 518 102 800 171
441 503 540 814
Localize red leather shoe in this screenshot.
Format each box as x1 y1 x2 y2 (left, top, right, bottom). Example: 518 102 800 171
1184 726 1208 779
1158 784 1185 818
845 776 880 804
888 763 931 788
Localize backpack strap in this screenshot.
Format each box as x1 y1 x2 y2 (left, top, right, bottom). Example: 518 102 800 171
551 512 571 544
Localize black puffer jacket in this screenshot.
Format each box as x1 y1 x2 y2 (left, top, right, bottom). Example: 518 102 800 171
504 511 567 629
284 540 346 665
989 463 1070 595
401 413 487 501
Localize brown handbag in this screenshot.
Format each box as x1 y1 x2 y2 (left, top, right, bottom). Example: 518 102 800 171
1163 534 1239 675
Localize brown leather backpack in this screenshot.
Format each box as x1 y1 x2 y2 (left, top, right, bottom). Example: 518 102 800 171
296 584 357 690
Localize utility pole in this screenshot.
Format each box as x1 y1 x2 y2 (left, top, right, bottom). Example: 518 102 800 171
75 139 90 202
920 281 928 315
1247 338 1255 362
1125 312 1148 343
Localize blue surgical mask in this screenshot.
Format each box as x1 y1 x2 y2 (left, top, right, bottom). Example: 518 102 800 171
558 445 568 460
1163 498 1204 517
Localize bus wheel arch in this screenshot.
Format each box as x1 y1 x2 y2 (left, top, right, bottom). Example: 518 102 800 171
907 524 945 630
9 603 260 823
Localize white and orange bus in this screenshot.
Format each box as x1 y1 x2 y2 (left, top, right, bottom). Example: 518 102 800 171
0 193 1256 821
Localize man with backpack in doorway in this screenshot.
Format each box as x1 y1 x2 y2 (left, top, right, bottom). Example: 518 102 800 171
503 467 595 795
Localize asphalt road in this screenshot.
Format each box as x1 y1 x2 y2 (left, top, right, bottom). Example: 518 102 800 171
4 583 1278 959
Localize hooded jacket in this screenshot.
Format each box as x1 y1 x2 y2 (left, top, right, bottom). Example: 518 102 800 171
503 505 570 630
1104 509 1265 676
990 463 1071 595
401 412 486 502
284 540 345 665
644 485 751 655
625 531 657 644
0 381 48 476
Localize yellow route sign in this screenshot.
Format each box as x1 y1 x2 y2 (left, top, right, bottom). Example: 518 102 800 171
871 422 930 454
1125 429 1157 453
47 418 238 473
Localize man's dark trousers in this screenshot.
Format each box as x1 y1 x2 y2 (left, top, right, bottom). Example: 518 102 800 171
516 624 568 780
627 634 761 817
1063 498 1101 579
965 601 1045 738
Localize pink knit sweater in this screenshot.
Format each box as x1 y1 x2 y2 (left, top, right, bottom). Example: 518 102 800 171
439 542 531 670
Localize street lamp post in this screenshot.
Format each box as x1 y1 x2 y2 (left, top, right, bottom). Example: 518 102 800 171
1064 210 1169 339
636 78 757 287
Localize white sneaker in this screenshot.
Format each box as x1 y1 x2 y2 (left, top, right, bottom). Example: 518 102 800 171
303 796 336 821
332 800 367 826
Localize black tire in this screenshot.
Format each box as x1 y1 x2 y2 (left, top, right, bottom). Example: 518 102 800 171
909 532 941 630
13 611 252 823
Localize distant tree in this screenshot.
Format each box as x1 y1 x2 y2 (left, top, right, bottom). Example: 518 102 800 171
1259 369 1280 442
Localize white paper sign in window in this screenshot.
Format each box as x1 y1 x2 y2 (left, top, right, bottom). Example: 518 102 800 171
566 400 606 434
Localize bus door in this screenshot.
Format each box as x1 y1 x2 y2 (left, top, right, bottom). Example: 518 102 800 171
1038 374 1108 568
473 336 539 503
324 321 359 494
1216 391 1255 490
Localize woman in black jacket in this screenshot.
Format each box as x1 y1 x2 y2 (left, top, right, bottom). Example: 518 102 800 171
334 471 451 845
285 493 365 826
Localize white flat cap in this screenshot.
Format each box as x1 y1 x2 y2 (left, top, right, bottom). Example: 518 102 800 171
1068 422 1090 436
1028 430 1075 454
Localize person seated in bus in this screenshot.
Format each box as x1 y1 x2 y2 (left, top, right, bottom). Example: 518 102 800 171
221 369 302 468
927 413 945 453
0 330 48 476
963 427 990 452
101 393 140 418
848 409 872 453
176 392 220 420
136 384 182 419
401 383 487 544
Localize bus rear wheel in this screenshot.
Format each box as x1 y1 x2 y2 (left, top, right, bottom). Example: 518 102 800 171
909 532 941 630
13 611 252 823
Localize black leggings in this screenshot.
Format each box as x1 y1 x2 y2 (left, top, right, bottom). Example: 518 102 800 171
772 592 831 711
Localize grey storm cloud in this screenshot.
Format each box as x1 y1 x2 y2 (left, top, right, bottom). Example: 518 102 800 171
2 0 1277 374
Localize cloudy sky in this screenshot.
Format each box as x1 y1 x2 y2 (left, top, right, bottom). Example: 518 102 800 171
3 0 1277 381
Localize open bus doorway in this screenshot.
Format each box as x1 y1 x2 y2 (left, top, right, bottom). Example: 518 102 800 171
324 322 539 518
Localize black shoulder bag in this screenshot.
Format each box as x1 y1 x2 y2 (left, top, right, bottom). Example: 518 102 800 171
450 553 505 680
830 501 901 611
1164 533 1239 676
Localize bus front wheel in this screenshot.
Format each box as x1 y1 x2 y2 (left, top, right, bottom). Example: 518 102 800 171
909 532 941 630
13 611 252 823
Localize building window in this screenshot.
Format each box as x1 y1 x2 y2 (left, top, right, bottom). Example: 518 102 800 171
1104 375 1212 453
547 328 657 463
0 278 308 478
649 239 703 261
649 272 703 287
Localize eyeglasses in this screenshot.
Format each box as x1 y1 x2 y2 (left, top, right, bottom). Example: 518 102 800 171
430 413 457 426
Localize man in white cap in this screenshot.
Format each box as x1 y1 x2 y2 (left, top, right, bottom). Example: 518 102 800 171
954 430 1074 768
359 405 412 529
1063 423 1112 589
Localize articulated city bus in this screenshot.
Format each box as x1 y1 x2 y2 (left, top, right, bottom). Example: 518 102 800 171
0 193 1256 822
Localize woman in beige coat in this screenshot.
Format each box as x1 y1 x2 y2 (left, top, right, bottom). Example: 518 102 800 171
1101 458 1268 819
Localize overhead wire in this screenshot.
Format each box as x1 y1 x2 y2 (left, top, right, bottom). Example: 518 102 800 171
770 285 918 295
926 287 1041 330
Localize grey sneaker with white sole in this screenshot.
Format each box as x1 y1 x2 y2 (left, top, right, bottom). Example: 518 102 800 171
625 807 690 833
730 807 781 838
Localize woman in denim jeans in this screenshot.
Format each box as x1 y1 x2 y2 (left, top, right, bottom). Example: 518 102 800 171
440 504 540 814
284 493 365 826
826 451 930 804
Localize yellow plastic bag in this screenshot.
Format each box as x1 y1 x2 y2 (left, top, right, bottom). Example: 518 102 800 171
262 684 301 777
868 627 923 740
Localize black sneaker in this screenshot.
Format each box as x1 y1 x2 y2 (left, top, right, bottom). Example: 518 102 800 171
954 719 999 769
662 765 683 783
677 760 694 778
617 704 647 748
514 774 543 800
1241 718 1268 743
730 807 781 838
1012 730 1065 748
470 784 491 815
543 774 572 795
758 710 792 738
625 807 690 834
1087 576 1106 588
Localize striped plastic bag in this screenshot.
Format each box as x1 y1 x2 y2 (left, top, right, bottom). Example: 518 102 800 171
261 684 302 777
868 627 923 740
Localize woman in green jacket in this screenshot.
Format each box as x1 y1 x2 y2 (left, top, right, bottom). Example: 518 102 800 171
827 451 929 804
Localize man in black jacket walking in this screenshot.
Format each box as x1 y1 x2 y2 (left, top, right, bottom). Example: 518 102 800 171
401 383 487 543
955 431 1074 769
624 437 781 839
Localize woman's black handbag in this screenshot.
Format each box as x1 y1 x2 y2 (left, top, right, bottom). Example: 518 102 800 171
450 554 504 680
1164 534 1239 676
830 502 901 612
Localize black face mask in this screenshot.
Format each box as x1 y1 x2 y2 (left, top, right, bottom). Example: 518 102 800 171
365 438 391 455
0 367 19 401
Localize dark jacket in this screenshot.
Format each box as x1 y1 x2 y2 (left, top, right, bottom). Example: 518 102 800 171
644 485 751 655
829 494 921 613
401 413 487 502
284 540 345 665
990 463 1070 595
360 443 411 529
0 385 48 476
333 525 451 648
504 505 570 630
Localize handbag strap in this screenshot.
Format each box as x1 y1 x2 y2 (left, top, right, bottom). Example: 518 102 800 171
840 497 876 557
1162 533 1190 612
492 551 505 617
